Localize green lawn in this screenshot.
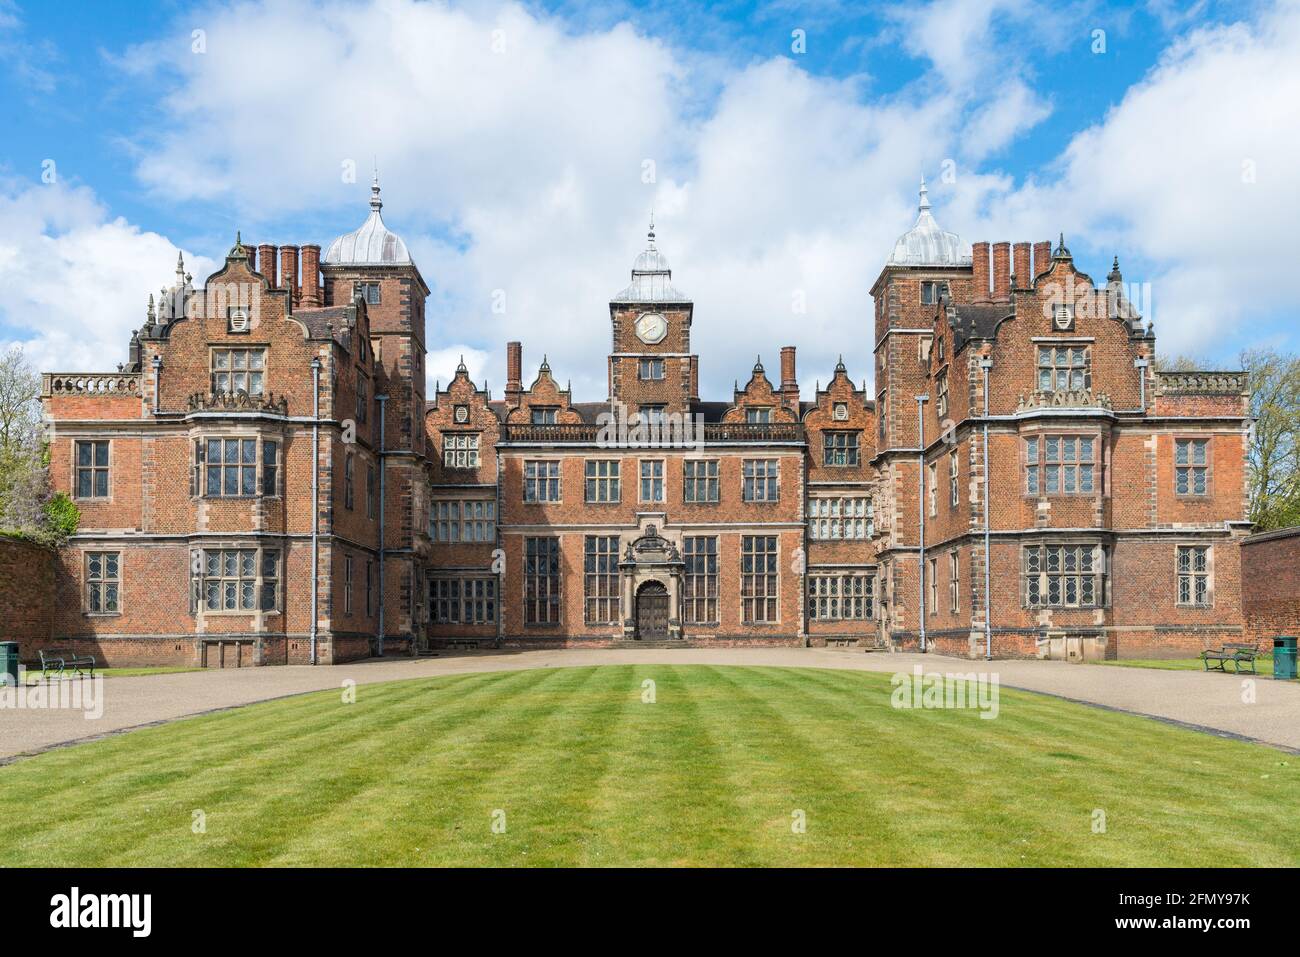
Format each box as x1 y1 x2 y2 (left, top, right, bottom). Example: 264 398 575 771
0 665 1295 867
1098 657 1281 676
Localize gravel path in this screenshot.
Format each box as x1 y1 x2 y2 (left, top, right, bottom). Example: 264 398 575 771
3 648 1297 761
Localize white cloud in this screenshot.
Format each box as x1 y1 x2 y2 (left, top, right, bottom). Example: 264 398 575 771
0 179 215 374
15 0 1297 400
117 0 987 399
426 346 492 395
985 0 1300 356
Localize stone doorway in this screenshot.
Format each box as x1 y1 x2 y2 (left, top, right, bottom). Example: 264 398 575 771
635 580 670 640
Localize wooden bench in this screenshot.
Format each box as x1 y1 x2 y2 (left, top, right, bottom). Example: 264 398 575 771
1201 642 1261 675
37 648 98 679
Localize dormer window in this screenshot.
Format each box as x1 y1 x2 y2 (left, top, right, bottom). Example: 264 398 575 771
746 407 772 424
531 407 558 425
921 281 949 305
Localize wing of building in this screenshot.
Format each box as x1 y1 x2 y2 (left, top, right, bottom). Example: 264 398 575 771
33 181 1252 665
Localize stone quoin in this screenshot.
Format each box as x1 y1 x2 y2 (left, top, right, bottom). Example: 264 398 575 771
31 180 1251 665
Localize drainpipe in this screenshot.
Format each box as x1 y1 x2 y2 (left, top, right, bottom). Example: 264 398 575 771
496 451 504 649
915 394 929 653
981 357 994 660
150 355 162 415
376 394 387 657
310 357 321 665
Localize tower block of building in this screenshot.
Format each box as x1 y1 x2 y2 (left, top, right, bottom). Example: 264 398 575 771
322 177 430 650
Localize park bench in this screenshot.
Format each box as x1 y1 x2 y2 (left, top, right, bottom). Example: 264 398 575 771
1200 641 1260 675
37 648 98 679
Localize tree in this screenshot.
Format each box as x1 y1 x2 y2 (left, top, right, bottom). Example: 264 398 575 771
0 345 51 538
1153 354 1209 372
1241 348 1300 530
0 344 41 455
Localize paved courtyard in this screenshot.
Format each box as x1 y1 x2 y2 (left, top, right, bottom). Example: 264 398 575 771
3 648 1298 761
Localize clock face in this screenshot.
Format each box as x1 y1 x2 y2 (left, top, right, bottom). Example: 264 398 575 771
635 312 668 345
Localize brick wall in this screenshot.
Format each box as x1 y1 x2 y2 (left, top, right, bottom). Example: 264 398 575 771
0 535 53 657
1241 526 1300 646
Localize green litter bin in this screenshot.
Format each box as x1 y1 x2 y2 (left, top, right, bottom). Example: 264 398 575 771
1274 637 1297 681
0 641 18 688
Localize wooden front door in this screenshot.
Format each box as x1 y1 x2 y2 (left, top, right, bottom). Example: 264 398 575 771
636 582 669 640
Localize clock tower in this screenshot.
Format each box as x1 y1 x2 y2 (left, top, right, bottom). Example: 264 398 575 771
608 222 697 415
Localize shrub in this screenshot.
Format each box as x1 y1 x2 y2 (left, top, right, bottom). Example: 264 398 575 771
42 491 79 543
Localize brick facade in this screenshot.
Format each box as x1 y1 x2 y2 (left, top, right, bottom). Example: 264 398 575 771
29 188 1250 664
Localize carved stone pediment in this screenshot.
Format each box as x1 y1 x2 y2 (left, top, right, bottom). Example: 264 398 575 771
621 524 682 566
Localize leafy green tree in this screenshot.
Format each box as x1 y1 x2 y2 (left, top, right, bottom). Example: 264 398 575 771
1241 348 1300 530
0 345 45 535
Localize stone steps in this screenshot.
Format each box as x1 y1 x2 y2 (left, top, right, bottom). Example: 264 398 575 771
611 640 690 649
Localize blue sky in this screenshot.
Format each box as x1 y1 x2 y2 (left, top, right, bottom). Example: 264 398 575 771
1 0 1296 398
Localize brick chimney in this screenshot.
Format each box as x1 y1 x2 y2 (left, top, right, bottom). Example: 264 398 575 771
690 358 699 402
1033 240 1052 280
300 244 321 307
257 244 277 287
780 346 799 406
972 242 990 302
506 341 522 404
992 242 1011 301
279 245 300 302
1013 242 1031 290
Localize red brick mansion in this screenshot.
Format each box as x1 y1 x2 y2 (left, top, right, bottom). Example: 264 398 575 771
32 180 1252 665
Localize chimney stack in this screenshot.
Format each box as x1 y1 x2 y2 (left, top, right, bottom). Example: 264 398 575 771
257 244 277 287
506 341 522 404
1013 242 1031 290
1033 240 1052 280
780 345 799 405
300 244 321 307
690 359 699 402
972 242 991 302
992 242 1011 301
279 245 300 303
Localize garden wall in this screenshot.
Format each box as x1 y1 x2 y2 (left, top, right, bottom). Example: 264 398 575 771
0 535 54 655
1241 526 1300 647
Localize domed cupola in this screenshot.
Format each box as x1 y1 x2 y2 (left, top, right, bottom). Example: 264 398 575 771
612 219 690 303
886 178 971 268
322 175 413 267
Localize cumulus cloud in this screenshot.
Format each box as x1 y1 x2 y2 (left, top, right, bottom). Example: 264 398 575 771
8 0 1295 399
0 179 215 374
986 0 1300 356
114 0 988 399
427 346 492 393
